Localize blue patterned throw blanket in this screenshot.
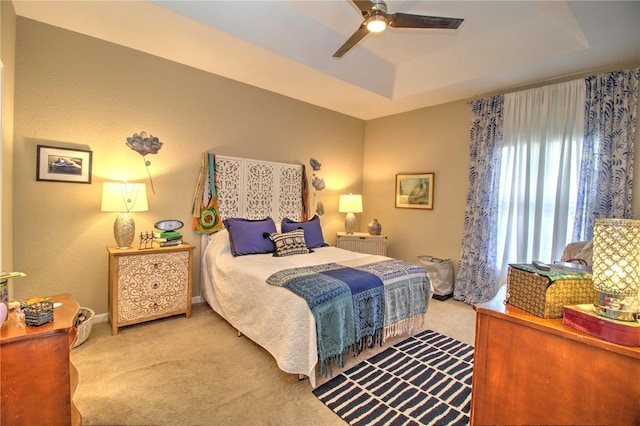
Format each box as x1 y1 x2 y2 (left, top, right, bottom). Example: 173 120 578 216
266 259 429 376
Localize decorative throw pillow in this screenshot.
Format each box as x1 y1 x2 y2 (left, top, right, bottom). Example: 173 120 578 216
281 215 327 249
223 217 277 256
269 229 311 257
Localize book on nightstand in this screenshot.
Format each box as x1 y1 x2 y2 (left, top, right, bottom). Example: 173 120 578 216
153 231 183 247
158 239 183 247
563 304 640 347
153 231 182 239
154 235 181 242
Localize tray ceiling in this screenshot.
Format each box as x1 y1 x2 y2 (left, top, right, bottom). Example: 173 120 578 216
12 1 640 119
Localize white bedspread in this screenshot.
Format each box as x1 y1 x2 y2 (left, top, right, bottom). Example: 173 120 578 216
201 229 430 387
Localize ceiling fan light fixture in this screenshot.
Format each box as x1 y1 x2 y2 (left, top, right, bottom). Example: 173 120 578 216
333 0 463 58
366 12 387 33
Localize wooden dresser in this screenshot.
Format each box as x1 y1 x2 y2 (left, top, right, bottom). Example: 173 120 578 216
108 243 194 335
1 294 81 425
471 286 640 425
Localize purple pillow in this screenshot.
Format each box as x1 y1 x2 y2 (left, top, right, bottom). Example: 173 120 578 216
281 215 326 249
223 217 277 256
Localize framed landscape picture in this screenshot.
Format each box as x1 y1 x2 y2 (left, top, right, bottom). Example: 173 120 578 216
36 145 92 184
395 172 434 210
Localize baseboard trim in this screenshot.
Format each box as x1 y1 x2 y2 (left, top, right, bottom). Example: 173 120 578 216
94 312 109 323
92 295 206 324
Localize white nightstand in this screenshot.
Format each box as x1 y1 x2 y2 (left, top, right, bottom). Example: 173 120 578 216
107 243 195 335
336 232 387 256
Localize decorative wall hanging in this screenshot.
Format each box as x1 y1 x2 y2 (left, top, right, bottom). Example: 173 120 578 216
395 172 434 210
309 157 326 216
126 131 163 194
192 153 223 234
36 145 92 184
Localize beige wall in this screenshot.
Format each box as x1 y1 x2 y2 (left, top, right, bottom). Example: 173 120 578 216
10 17 640 316
362 101 470 266
12 18 364 314
1 1 16 283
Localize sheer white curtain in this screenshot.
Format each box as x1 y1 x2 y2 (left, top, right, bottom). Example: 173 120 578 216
496 80 586 282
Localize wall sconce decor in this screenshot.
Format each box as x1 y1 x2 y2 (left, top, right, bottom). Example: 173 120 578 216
338 193 363 234
101 182 149 249
126 131 163 194
309 158 326 217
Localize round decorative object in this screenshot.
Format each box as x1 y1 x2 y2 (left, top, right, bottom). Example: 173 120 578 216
154 219 185 231
368 218 382 235
1 279 8 325
1 272 26 325
198 208 220 231
0 302 7 326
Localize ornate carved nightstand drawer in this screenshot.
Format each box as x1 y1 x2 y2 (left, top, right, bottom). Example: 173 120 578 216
108 243 194 335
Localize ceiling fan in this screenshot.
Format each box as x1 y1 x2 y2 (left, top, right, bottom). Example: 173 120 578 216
334 0 464 58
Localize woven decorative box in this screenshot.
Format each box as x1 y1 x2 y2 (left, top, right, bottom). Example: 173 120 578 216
23 301 54 326
506 264 599 318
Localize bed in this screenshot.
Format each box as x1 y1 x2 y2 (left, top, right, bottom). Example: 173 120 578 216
197 155 433 387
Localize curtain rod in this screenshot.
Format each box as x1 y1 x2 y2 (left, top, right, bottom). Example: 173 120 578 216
465 62 639 104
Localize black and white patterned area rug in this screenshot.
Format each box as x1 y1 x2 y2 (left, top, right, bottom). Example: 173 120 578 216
312 330 474 426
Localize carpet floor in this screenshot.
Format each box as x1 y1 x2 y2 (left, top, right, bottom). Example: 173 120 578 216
71 298 476 425
312 330 473 426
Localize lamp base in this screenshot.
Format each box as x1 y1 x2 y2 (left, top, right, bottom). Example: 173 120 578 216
595 292 639 322
114 213 135 249
344 212 356 234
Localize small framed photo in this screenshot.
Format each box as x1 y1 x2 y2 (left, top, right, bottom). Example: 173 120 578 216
395 172 434 210
36 145 92 184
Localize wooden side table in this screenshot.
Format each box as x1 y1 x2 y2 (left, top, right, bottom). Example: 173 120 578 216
107 243 195 335
336 232 387 256
1 294 81 426
471 286 640 425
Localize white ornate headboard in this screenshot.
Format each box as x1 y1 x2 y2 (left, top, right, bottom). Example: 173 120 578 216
199 155 306 292
214 155 305 223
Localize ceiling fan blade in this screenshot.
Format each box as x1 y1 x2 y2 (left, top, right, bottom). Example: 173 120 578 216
333 24 369 58
352 0 375 15
389 13 463 29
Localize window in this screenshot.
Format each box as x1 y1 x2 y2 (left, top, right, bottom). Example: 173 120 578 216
495 79 585 282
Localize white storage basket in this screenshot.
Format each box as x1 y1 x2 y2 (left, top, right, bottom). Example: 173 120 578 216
417 256 454 300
